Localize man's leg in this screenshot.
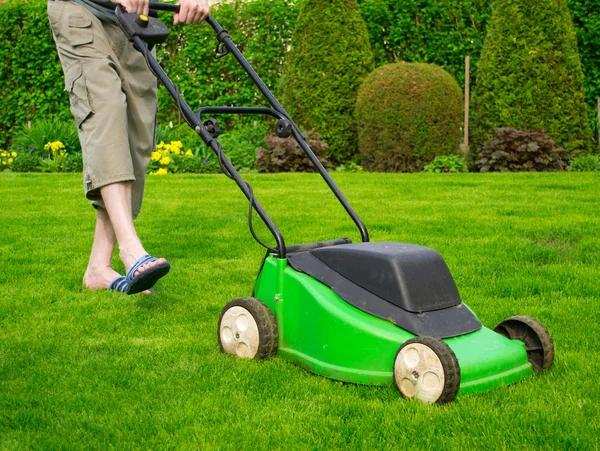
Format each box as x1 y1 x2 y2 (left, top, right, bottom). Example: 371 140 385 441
83 208 121 289
100 181 166 277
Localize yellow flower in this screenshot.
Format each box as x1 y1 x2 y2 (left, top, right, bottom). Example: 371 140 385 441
11 152 17 157
185 149 194 157
156 167 168 175
160 156 171 166
8 158 13 164
1 151 6 157
151 151 161 161
1 161 5 165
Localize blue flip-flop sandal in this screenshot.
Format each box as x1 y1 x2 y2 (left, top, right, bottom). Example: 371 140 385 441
109 275 129 293
125 254 170 295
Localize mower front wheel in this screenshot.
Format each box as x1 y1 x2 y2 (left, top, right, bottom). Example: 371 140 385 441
218 297 278 360
393 337 461 404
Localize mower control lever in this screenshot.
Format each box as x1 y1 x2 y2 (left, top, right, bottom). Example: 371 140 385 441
115 6 170 46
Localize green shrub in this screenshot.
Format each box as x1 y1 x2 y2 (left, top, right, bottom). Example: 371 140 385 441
567 155 600 172
10 119 80 157
356 62 463 172
217 122 268 171
255 131 331 173
9 150 40 173
476 128 566 172
279 0 374 163
62 152 83 173
423 155 468 173
472 0 593 158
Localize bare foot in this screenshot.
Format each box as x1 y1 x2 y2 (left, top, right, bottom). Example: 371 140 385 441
83 265 153 294
83 265 122 290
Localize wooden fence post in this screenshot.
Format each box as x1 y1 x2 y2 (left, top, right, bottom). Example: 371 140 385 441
463 55 470 157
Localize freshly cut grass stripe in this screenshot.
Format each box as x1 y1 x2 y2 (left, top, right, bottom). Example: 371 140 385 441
0 172 599 450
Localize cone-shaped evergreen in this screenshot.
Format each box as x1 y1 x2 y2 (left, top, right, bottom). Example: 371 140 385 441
472 0 592 156
279 0 374 162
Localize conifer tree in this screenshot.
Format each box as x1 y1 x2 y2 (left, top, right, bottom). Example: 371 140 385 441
472 0 593 156
279 0 374 162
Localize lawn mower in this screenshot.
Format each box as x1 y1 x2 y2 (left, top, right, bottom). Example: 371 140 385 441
111 2 554 404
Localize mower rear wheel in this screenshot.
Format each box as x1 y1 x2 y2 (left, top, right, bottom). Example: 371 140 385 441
494 316 554 372
218 297 278 360
393 337 461 404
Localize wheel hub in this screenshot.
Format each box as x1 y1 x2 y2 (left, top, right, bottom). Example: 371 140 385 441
394 343 446 403
219 306 260 358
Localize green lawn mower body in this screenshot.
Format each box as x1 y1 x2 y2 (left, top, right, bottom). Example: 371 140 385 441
110 2 554 403
253 251 532 395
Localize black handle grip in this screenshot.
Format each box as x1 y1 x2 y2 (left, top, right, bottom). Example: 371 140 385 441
149 2 180 13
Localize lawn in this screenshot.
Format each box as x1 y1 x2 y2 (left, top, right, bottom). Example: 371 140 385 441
1 172 599 450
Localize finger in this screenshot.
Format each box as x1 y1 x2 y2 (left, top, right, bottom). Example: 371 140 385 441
190 4 202 24
173 12 180 26
199 5 209 22
178 3 190 25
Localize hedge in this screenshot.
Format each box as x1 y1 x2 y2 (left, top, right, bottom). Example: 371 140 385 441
0 0 299 149
1 0 599 151
472 0 593 156
0 0 71 150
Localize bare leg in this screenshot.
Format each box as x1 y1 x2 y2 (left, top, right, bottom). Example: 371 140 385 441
83 208 122 289
100 181 166 276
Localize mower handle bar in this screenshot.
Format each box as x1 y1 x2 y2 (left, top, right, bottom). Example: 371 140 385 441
93 0 370 256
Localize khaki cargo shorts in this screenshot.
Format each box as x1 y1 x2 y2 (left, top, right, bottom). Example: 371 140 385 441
47 0 157 218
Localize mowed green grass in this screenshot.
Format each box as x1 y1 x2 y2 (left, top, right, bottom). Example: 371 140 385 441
1 172 599 450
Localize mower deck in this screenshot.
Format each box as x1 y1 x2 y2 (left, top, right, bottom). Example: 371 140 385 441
254 256 533 395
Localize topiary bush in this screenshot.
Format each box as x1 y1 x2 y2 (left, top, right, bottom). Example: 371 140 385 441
472 0 593 158
279 0 374 163
476 127 566 172
356 62 463 172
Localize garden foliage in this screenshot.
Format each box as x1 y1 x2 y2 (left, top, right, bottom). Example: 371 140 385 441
255 131 331 173
358 0 491 89
0 0 299 149
567 155 600 172
0 0 72 150
279 0 374 163
476 128 566 172
472 0 593 157
356 63 463 172
568 0 600 140
423 155 468 174
2 0 599 156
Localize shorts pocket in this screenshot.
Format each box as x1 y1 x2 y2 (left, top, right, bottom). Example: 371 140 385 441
64 62 93 128
68 15 93 47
